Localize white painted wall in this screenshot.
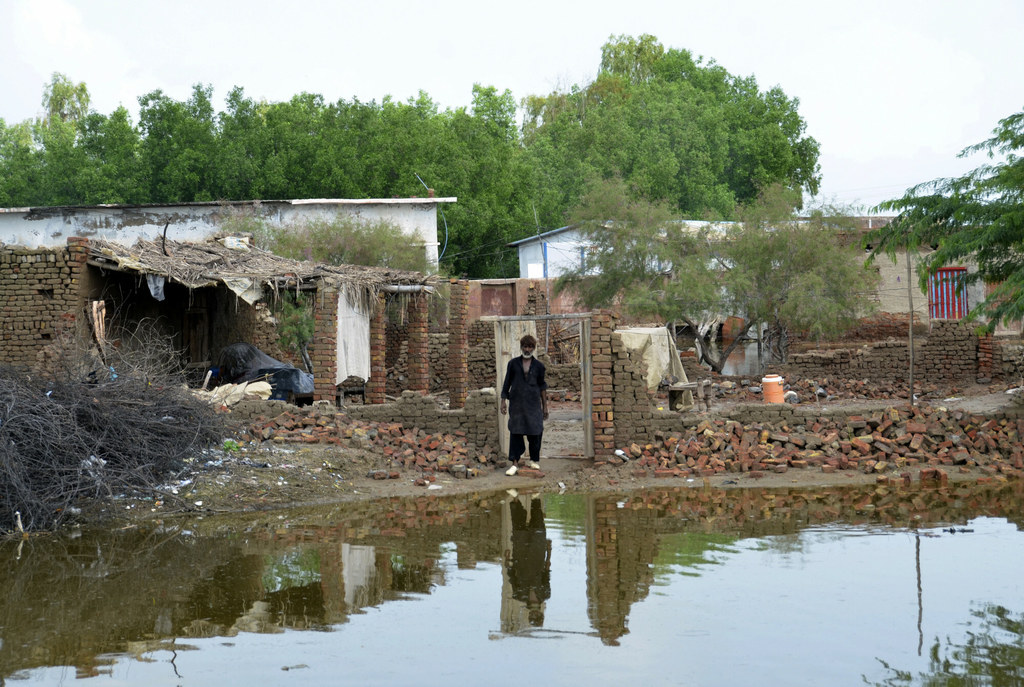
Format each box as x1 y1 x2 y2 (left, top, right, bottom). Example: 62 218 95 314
516 227 589 279
0 197 455 270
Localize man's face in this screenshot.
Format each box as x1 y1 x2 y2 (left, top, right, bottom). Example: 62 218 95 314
521 344 535 358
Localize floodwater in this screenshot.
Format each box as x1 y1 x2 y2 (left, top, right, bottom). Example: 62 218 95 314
4 482 1024 686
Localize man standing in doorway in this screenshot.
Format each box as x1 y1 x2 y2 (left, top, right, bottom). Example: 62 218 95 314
500 334 548 476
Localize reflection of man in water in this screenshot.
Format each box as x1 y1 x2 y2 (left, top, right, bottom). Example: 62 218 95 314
505 495 551 627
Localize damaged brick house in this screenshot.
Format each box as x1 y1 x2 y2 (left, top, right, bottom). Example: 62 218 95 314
0 199 455 406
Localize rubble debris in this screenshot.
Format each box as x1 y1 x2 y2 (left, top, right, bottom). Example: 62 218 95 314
240 407 491 478
612 404 1024 482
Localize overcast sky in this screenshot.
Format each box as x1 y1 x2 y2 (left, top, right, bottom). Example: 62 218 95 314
2 0 1022 211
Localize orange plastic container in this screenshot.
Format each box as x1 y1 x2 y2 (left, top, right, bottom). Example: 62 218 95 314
762 375 784 403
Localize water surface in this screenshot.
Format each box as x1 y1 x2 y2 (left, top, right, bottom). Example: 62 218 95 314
3 481 1024 686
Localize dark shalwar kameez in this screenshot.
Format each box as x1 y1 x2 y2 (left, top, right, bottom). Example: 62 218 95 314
500 356 547 464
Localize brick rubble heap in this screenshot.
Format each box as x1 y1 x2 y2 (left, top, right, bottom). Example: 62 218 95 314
618 404 1024 483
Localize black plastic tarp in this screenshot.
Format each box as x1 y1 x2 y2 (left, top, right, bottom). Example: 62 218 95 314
216 343 314 399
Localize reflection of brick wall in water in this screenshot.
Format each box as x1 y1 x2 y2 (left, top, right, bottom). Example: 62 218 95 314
588 496 658 645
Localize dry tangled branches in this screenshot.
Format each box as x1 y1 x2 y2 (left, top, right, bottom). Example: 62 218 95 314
1 321 227 533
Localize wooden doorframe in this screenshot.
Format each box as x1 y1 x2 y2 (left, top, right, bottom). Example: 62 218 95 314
481 313 594 459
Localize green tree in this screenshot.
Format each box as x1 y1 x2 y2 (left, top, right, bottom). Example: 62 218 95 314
560 180 877 371
250 215 432 274
0 119 38 206
728 186 879 364
138 84 218 202
40 72 90 126
867 109 1024 329
77 107 145 204
557 176 726 366
28 73 94 205
522 35 820 226
600 33 665 83
434 85 538 278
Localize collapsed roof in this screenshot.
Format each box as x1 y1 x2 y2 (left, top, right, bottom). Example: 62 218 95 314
85 236 434 303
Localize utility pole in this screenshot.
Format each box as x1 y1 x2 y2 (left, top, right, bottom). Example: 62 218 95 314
907 249 915 406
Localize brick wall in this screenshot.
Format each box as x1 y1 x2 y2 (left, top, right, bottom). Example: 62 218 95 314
591 310 616 458
407 292 429 393
0 242 85 368
468 319 492 347
311 286 339 402
469 339 495 389
791 312 927 345
781 320 988 383
996 340 1024 382
346 388 497 454
921 320 978 378
366 293 387 404
611 331 656 448
448 279 469 408
386 322 408 373
247 300 294 366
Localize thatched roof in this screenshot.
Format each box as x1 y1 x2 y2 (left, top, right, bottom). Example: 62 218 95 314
86 236 434 303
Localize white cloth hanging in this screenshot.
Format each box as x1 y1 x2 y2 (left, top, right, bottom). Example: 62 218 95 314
336 286 371 383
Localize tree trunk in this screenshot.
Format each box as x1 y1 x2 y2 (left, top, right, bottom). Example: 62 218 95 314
300 341 313 374
764 319 790 364
682 316 751 374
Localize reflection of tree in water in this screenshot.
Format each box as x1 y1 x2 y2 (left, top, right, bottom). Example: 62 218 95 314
0 493 504 679
873 604 1024 686
389 554 438 594
0 529 251 679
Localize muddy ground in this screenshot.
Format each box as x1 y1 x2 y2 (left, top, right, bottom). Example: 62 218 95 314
99 379 1024 523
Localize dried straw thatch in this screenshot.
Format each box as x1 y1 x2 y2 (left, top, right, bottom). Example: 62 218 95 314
86 236 434 296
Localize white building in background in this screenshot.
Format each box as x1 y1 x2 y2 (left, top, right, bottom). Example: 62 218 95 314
0 197 456 271
508 220 732 280
509 218 1018 334
508 225 587 280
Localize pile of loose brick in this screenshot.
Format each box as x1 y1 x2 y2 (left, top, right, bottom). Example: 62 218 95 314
242 408 492 483
617 404 1024 482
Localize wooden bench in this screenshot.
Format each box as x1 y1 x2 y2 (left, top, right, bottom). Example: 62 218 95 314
668 379 714 412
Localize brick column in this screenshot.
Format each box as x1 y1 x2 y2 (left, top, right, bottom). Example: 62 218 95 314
977 332 993 381
366 292 387 404
591 309 617 460
448 279 469 408
66 237 90 297
407 291 429 393
311 286 339 403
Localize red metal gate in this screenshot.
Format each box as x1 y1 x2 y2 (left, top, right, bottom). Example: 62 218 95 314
928 267 968 319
